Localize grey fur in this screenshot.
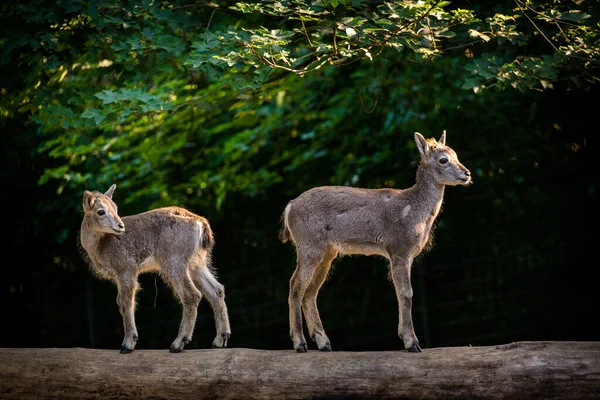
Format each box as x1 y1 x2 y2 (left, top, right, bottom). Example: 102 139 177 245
280 131 471 353
79 184 231 353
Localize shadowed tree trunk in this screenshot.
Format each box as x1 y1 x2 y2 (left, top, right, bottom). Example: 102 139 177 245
0 341 598 399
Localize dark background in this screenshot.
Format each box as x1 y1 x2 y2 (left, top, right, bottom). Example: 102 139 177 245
1 0 598 353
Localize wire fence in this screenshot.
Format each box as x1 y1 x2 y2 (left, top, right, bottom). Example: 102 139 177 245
7 135 595 352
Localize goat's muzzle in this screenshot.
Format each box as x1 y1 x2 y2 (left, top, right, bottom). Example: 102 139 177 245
460 168 472 185
113 223 125 234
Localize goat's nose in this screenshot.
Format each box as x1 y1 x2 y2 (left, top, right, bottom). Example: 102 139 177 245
464 169 471 176
118 223 124 229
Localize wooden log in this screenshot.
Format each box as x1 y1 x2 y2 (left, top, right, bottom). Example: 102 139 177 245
1 341 599 399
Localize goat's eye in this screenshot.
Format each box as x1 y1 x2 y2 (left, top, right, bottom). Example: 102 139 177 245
97 210 106 216
439 158 448 164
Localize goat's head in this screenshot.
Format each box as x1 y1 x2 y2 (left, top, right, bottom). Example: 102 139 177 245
82 184 125 234
415 131 472 186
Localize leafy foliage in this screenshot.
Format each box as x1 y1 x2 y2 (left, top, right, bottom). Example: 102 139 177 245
2 0 597 205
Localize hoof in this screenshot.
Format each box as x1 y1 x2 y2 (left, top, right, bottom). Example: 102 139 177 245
407 342 422 353
120 346 133 354
319 343 332 352
295 343 308 353
170 336 190 353
212 332 230 348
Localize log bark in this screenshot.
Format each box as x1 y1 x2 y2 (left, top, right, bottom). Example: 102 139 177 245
0 341 598 399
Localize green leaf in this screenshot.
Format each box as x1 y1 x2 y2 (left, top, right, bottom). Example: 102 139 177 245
80 109 106 125
95 90 119 105
559 10 591 23
437 29 456 38
469 29 490 42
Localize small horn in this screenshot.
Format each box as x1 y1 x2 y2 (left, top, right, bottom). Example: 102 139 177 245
438 130 446 145
105 184 116 198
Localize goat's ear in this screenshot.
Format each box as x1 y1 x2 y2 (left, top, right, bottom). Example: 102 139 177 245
438 130 446 145
104 184 116 199
414 132 429 157
83 190 94 212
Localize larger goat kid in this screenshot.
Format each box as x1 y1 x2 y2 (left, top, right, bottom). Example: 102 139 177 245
280 131 471 353
79 184 231 353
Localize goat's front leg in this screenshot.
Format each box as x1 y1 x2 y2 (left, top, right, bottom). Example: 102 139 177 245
390 255 421 353
115 276 139 354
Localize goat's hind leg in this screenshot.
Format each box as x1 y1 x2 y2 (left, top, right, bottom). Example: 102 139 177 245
164 267 202 353
115 275 139 354
192 264 231 348
302 245 337 351
289 246 325 353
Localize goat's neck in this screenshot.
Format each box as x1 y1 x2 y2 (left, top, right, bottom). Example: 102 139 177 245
409 164 445 218
80 217 104 255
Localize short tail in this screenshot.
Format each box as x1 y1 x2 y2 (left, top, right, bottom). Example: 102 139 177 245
198 218 215 250
279 203 292 243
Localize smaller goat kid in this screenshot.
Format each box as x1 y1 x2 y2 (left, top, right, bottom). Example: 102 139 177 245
280 131 471 353
79 184 231 353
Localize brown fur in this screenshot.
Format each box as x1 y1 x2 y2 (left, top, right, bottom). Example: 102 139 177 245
79 184 231 353
280 131 471 352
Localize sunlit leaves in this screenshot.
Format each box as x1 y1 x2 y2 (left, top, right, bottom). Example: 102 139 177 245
469 29 490 42
3 0 599 212
463 53 563 92
227 1 599 90
229 0 478 73
549 9 592 23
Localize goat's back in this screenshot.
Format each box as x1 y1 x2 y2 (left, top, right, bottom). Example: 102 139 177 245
122 206 214 251
283 186 407 247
